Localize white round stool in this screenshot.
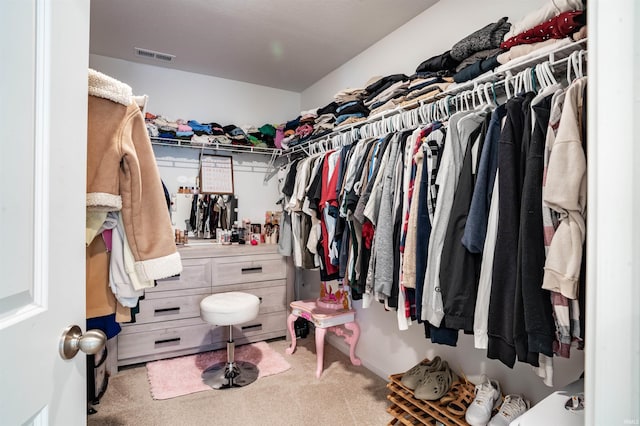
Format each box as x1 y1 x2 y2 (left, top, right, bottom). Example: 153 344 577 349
200 292 261 389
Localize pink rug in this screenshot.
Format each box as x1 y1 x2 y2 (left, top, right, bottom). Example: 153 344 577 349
146 341 291 400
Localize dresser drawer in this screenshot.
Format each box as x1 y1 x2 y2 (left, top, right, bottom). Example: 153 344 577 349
211 311 287 343
150 257 212 292
133 293 209 324
212 254 286 286
239 283 286 315
118 322 212 361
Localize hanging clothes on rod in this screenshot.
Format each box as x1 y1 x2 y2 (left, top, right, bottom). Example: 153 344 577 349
277 44 588 387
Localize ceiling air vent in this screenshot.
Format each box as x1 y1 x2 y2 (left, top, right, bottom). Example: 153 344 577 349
134 47 175 62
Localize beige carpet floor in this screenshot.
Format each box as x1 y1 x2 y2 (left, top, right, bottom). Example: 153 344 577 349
88 335 391 425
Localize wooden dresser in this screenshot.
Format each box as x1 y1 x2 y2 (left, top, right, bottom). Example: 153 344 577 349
111 243 291 370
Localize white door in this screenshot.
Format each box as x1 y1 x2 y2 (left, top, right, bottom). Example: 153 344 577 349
0 1 91 424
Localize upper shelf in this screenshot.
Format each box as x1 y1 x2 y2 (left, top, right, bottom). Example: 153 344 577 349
150 137 285 157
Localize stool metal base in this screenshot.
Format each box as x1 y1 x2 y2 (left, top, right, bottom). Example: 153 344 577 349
201 361 259 389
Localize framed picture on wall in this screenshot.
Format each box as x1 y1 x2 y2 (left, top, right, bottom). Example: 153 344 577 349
199 154 234 194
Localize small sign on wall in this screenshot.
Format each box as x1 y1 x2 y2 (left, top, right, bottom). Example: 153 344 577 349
199 154 234 194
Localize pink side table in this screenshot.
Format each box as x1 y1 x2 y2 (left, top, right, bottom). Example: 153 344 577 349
285 299 361 378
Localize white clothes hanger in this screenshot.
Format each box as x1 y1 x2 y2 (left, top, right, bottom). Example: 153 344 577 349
363 122 373 139
413 108 420 126
440 95 451 119
475 84 485 107
470 90 476 108
576 50 584 78
545 62 558 86
515 70 524 93
402 110 413 129
535 63 549 90
504 71 513 99
419 103 428 124
439 97 448 119
351 127 360 142
381 116 390 134
566 50 583 84
360 123 369 139
375 119 383 137
423 103 431 123
464 91 471 111
483 82 496 107
391 114 398 132
392 113 402 132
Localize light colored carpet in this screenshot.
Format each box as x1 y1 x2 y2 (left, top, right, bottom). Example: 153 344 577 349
146 341 291 400
88 336 391 425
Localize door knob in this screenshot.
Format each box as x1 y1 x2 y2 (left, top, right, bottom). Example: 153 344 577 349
59 325 107 360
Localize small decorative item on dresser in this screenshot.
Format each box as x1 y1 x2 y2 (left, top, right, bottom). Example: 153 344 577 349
264 223 276 244
251 223 262 235
251 233 261 245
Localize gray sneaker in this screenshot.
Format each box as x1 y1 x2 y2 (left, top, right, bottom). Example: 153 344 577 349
400 356 442 390
488 394 530 426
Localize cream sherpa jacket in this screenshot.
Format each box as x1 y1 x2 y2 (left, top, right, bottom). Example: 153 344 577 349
87 69 182 282
542 77 587 299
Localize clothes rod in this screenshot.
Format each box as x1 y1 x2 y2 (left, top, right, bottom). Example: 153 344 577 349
288 38 587 156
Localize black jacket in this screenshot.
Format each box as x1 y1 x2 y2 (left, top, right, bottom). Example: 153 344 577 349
487 95 528 368
514 94 556 363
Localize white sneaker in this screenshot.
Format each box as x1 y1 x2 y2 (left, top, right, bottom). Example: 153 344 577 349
465 376 502 426
488 394 530 426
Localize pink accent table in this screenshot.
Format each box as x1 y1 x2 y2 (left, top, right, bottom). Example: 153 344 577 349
285 299 361 378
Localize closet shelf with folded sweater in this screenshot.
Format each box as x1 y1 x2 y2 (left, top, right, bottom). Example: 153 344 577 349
146 113 287 157
150 137 284 157
286 36 587 159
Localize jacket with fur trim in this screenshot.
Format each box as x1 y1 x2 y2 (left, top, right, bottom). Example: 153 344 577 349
87 69 182 281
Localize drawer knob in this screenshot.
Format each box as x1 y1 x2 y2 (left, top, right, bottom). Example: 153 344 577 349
241 266 263 274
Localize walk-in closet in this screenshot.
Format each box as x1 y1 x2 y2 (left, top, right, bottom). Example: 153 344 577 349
1 1 638 425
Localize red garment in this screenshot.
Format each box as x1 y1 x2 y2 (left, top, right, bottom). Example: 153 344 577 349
295 123 314 139
500 10 583 50
362 221 375 250
400 128 430 253
319 150 340 277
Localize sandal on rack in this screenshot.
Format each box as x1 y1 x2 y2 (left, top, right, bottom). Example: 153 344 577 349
400 356 442 390
445 380 476 417
414 361 458 401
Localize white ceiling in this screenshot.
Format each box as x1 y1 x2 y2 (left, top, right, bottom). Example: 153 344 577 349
90 0 439 92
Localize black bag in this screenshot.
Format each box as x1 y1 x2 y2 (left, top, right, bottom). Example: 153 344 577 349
294 317 309 339
87 345 109 415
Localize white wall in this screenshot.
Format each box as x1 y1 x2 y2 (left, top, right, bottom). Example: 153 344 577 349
152 147 280 225
302 0 547 110
89 54 300 124
89 54 300 224
300 0 586 405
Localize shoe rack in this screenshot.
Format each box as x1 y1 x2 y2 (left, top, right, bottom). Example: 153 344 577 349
386 373 474 425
